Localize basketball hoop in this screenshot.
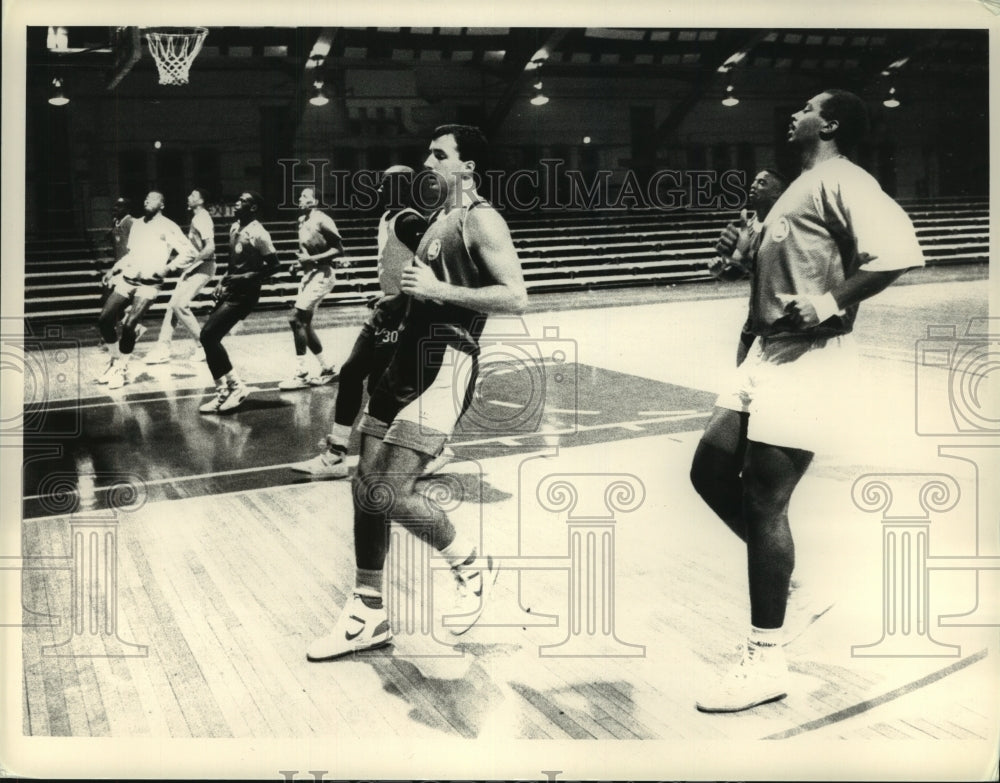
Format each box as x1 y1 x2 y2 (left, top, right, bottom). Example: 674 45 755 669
145 27 208 85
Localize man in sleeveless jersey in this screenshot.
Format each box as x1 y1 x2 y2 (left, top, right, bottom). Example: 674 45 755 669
198 191 280 414
692 90 924 714
144 187 217 365
307 126 528 661
97 191 198 390
292 165 428 477
277 186 342 390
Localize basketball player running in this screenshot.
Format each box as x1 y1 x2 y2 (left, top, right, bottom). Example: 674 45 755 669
307 125 528 661
144 187 217 365
707 168 787 365
698 170 829 642
97 191 198 390
292 165 428 477
198 191 280 414
692 90 924 713
277 187 341 390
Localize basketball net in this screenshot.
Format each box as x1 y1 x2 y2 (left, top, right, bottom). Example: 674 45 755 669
146 27 208 85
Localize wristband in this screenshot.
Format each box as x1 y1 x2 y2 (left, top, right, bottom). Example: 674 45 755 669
813 291 842 322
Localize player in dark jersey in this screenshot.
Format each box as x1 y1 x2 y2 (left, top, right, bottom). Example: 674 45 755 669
97 196 137 352
707 168 787 365
691 90 924 713
291 165 428 477
690 169 789 537
197 191 280 414
307 126 528 661
109 196 135 264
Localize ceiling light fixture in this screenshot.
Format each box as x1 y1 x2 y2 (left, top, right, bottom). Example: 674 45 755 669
883 86 900 108
309 79 329 107
721 83 739 107
530 77 548 106
48 77 69 106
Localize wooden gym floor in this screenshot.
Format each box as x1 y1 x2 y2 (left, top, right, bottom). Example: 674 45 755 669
6 265 998 779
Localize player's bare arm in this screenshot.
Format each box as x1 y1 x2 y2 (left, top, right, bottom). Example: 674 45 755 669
164 226 198 275
400 207 527 315
778 267 911 329
301 242 344 265
197 232 215 263
102 259 125 286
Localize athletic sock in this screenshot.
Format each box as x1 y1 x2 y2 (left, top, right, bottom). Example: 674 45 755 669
328 424 352 454
315 351 331 369
224 370 242 387
297 355 309 373
749 625 783 650
355 568 384 608
109 343 122 360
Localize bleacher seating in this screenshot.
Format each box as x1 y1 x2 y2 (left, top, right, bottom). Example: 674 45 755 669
22 198 989 320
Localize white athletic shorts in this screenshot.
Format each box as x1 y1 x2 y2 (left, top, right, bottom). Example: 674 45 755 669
715 333 859 452
360 344 476 456
294 266 336 311
114 276 161 302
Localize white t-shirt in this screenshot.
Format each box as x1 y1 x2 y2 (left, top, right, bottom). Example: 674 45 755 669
120 212 197 282
188 208 216 260
750 156 924 337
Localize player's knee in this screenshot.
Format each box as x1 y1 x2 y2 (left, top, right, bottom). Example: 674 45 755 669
741 474 790 524
352 469 395 518
690 441 731 498
97 310 116 333
171 302 192 318
689 454 710 499
199 325 215 347
339 357 362 384
97 317 117 343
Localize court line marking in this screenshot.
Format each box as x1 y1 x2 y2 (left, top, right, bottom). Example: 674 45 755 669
762 647 989 740
485 399 600 415
21 461 322 499
34 383 280 412
22 420 711 512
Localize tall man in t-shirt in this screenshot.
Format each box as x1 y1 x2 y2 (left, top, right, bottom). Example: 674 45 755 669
692 90 925 714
